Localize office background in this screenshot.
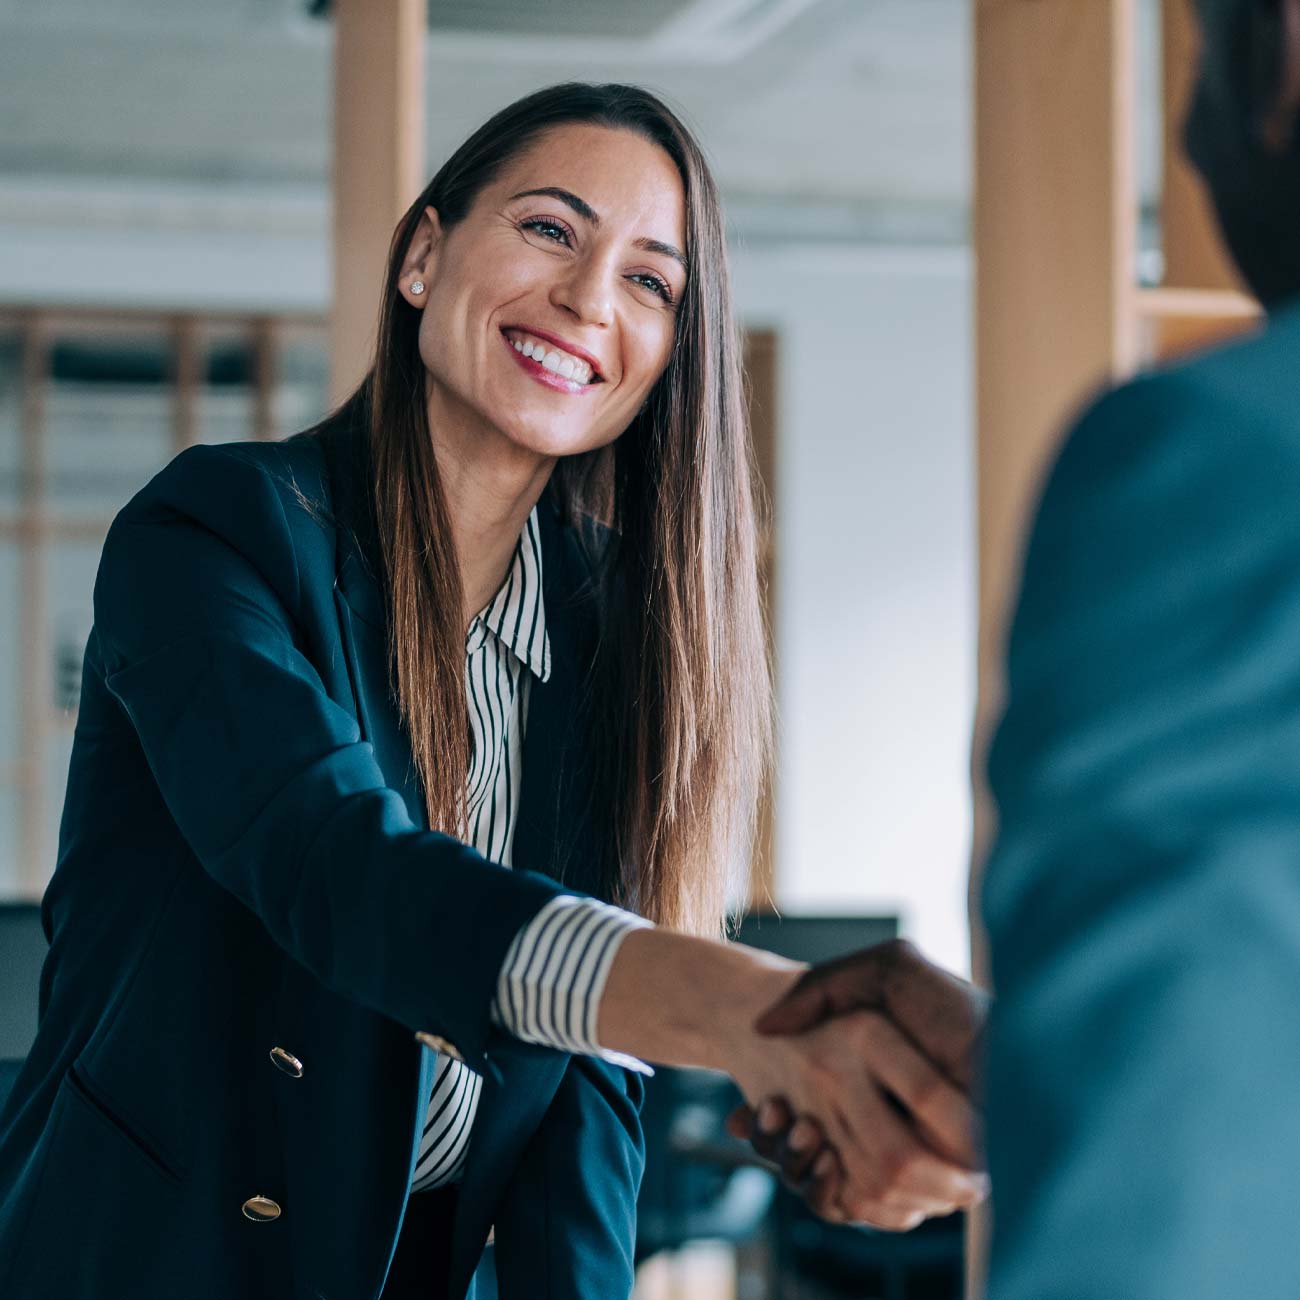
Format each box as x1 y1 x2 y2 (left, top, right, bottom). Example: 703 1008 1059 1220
2 2 1242 1297
0 0 1055 975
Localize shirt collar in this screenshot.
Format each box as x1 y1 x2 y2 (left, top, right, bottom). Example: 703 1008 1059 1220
467 505 552 682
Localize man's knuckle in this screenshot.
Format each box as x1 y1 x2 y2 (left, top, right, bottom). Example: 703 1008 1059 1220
881 936 917 967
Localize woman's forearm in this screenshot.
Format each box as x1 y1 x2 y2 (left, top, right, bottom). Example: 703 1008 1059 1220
595 926 805 1073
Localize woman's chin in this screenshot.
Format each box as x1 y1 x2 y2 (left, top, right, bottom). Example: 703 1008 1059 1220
501 422 618 462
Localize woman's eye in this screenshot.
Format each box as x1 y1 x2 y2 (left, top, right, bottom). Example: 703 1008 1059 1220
631 272 674 305
520 217 571 245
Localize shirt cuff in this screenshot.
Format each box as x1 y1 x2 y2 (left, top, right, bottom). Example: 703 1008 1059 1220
491 895 655 1075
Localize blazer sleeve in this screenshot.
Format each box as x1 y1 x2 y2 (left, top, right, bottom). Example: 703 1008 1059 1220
981 369 1300 1300
92 442 568 1074
489 1053 645 1300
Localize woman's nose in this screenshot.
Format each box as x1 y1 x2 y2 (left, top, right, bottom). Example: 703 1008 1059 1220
550 256 614 328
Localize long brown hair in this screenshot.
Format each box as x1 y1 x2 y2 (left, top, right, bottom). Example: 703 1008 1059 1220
343 83 770 937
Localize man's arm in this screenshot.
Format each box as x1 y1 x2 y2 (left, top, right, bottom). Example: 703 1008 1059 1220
983 367 1300 1300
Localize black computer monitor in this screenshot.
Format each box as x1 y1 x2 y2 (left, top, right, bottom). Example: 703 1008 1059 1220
735 912 899 966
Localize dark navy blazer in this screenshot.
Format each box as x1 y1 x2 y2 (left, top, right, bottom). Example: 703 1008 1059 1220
0 414 644 1300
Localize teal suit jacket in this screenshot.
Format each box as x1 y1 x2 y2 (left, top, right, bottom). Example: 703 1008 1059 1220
0 414 644 1299
982 300 1300 1299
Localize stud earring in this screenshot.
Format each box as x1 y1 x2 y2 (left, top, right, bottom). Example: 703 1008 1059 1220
410 280 425 295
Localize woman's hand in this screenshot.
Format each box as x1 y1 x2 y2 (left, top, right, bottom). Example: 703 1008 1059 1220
595 928 987 1230
726 1098 847 1221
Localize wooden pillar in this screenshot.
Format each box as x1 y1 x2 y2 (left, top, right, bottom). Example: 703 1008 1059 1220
171 316 200 454
330 0 427 404
970 0 1139 1292
251 318 278 441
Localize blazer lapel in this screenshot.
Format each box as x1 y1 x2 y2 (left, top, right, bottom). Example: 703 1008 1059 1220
323 419 430 833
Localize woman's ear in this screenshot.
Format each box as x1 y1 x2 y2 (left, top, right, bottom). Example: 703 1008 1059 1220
397 205 445 308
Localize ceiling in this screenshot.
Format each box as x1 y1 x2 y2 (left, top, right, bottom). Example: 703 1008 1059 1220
0 0 969 225
0 0 1161 247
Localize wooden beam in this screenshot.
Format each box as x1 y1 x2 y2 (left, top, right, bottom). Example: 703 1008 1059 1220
971 0 1139 1292
1160 0 1244 291
330 0 427 405
1135 285 1261 360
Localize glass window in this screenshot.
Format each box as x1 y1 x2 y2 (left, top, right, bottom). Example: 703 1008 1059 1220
0 311 325 899
276 327 330 435
46 323 175 524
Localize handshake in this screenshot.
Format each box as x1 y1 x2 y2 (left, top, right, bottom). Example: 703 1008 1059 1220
719 939 990 1230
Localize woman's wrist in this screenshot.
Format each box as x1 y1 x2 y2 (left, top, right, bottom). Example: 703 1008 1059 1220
595 927 807 1073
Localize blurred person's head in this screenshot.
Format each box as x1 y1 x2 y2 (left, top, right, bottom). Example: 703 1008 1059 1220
1186 0 1300 306
332 83 768 938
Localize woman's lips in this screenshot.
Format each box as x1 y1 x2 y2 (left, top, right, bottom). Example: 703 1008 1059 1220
502 332 598 395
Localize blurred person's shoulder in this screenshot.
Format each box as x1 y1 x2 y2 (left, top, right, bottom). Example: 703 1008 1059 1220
1047 297 1300 504
1158 295 1300 428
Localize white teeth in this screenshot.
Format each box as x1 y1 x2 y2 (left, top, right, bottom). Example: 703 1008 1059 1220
507 332 596 384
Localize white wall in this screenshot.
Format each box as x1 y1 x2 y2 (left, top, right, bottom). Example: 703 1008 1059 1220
732 244 975 974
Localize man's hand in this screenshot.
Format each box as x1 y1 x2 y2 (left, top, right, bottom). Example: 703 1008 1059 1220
757 938 989 1089
727 938 991 1224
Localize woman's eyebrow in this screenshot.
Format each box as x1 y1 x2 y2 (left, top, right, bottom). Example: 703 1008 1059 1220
508 186 688 270
509 186 599 224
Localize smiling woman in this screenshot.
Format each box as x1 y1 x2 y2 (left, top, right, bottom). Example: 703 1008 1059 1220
0 82 985 1300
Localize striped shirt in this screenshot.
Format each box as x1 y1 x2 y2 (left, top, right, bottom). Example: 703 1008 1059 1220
409 506 650 1193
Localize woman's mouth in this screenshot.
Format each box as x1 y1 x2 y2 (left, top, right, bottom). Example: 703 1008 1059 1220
501 328 602 395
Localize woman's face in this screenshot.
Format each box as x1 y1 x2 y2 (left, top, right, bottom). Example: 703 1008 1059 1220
400 123 689 461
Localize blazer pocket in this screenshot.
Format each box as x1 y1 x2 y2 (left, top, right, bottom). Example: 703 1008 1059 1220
63 1063 186 1187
